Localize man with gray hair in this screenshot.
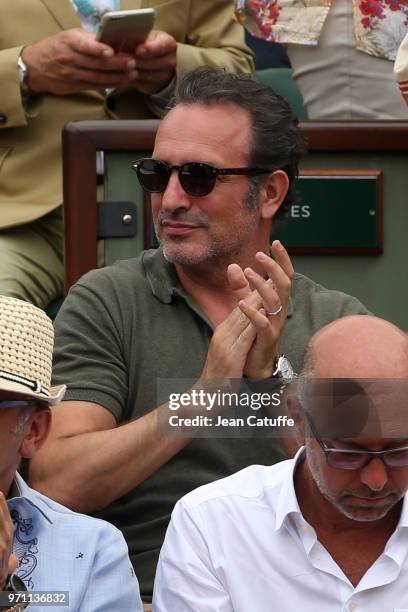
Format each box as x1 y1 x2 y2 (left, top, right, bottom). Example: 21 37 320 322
154 315 408 611
0 295 143 611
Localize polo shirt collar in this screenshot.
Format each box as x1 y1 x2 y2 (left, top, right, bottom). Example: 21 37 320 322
142 246 294 315
143 247 178 304
142 248 214 328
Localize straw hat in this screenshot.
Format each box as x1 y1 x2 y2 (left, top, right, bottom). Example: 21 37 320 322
394 32 408 106
0 295 66 405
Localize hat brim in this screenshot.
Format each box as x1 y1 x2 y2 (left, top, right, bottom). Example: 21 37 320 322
0 380 66 406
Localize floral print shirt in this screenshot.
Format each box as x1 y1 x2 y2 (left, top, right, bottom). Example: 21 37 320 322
236 0 408 61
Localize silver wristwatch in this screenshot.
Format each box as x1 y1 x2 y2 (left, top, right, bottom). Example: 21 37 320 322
272 355 294 386
17 54 30 97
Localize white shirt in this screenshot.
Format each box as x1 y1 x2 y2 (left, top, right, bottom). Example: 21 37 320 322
153 449 408 612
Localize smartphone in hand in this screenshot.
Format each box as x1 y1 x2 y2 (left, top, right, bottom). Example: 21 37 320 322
96 9 156 53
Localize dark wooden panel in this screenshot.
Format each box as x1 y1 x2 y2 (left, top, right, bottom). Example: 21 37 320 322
63 120 408 291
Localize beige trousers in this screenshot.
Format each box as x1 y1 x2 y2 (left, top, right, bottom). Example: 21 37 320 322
0 207 63 309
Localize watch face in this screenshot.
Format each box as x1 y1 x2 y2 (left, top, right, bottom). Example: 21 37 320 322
18 56 27 75
278 356 294 383
17 56 29 92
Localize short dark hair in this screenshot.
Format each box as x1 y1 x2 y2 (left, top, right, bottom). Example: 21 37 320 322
171 66 306 221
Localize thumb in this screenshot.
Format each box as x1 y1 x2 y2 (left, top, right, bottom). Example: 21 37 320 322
8 554 19 576
227 264 252 301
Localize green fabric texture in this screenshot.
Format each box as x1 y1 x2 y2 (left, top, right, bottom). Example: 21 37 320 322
52 248 368 600
256 68 308 121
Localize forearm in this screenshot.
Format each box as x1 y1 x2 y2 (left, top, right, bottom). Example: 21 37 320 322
30 406 191 513
29 375 238 513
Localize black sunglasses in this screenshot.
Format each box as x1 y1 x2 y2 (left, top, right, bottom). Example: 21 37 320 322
131 158 272 197
305 412 408 470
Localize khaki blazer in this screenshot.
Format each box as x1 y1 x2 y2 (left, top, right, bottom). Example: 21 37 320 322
0 0 254 228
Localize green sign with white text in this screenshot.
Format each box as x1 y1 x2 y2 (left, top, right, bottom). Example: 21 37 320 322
272 173 382 253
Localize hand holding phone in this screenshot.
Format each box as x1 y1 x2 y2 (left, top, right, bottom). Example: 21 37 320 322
96 9 156 54
97 9 177 95
21 28 138 95
131 30 178 94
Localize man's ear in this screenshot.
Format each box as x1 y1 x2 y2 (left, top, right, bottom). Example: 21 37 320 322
259 170 289 220
20 408 51 459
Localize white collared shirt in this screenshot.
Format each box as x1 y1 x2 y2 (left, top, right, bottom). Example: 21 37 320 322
153 448 408 612
8 473 143 611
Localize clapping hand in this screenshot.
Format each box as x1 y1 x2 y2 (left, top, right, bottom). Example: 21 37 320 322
228 240 293 379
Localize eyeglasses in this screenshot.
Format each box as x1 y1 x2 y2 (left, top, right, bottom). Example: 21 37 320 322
131 158 272 197
304 412 408 470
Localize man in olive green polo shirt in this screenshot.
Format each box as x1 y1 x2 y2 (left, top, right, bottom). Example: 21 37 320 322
30 67 368 605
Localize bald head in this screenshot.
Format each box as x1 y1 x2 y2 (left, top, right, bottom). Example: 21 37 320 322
306 316 408 379
298 318 408 525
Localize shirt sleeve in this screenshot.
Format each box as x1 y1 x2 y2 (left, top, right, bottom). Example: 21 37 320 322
175 0 255 76
0 46 28 128
52 270 129 421
153 500 233 612
0 46 43 129
77 525 143 612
